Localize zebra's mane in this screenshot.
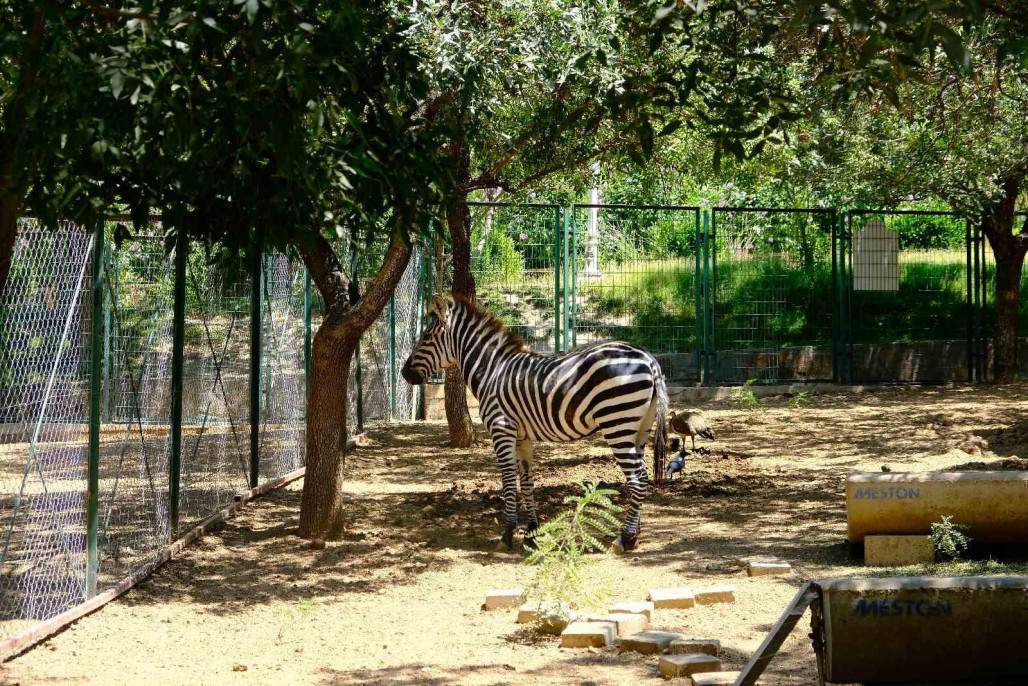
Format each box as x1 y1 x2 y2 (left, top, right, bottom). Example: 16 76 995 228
452 295 533 355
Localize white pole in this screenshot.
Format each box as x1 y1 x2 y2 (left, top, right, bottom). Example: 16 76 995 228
585 165 602 277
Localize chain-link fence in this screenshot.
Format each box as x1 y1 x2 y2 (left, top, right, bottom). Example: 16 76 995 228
569 204 702 382
0 220 311 648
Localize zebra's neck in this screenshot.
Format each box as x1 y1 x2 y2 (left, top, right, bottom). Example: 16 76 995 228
451 301 529 397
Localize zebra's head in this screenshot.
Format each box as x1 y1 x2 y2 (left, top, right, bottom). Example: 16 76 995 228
402 294 457 385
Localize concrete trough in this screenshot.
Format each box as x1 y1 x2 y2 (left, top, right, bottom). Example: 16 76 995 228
846 471 1028 545
819 576 1028 683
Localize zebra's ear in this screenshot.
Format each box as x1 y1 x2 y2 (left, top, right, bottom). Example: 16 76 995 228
430 294 448 321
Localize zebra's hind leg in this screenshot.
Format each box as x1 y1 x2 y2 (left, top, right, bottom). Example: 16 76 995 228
603 427 651 554
490 428 520 553
516 439 540 549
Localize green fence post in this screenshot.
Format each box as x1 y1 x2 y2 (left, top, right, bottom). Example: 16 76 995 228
563 207 570 353
351 246 364 433
168 229 187 539
965 218 973 382
832 213 840 384
102 246 112 422
248 247 262 489
844 213 854 384
694 209 702 384
571 208 578 350
304 268 312 400
554 207 562 353
702 210 712 386
389 293 396 420
86 221 105 599
974 223 984 382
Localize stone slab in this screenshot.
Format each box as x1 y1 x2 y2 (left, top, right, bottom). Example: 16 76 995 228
620 630 686 655
864 534 935 567
658 653 722 679
583 612 648 637
648 587 696 609
668 638 720 656
484 588 524 610
747 561 793 576
561 621 616 648
694 585 735 605
691 671 740 685
608 600 654 620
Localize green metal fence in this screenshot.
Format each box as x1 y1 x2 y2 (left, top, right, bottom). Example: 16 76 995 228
0 219 311 645
450 203 999 386
711 207 837 384
569 204 703 382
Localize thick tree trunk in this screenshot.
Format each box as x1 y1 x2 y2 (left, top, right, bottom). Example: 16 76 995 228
295 228 412 540
444 199 478 447
298 327 357 539
0 168 21 297
992 250 1024 383
981 174 1027 383
443 137 478 448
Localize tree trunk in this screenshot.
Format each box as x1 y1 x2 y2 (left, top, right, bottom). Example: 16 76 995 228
298 326 357 539
0 169 20 297
444 198 478 447
981 174 1027 383
992 249 1024 383
295 228 413 540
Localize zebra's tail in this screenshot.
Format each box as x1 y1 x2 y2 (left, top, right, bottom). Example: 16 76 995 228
652 369 669 481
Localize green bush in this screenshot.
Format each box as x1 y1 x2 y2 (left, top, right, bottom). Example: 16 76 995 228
476 231 526 283
931 515 972 561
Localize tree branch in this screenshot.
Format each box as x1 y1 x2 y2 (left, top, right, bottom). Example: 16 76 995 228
293 230 351 308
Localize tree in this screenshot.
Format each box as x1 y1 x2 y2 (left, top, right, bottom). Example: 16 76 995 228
94 1 451 540
0 4 139 295
403 0 806 445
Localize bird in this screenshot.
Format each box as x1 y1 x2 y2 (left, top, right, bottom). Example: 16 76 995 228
665 453 685 480
668 411 717 451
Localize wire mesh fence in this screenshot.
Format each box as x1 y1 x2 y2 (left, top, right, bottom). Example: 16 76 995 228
569 204 702 382
469 203 561 354
0 219 311 647
844 211 973 383
710 208 836 384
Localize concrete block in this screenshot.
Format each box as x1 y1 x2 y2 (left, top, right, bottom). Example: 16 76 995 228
583 612 648 637
694 585 735 605
690 672 740 685
747 561 793 576
620 631 686 655
864 535 935 567
484 588 524 610
846 471 1028 545
658 653 722 679
820 576 1028 683
648 587 695 609
561 621 616 648
608 600 654 620
668 638 720 656
730 554 781 569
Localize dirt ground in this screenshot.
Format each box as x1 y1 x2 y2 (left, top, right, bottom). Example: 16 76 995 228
5 383 1028 686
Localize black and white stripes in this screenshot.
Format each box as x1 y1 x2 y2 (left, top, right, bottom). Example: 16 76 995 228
402 294 668 553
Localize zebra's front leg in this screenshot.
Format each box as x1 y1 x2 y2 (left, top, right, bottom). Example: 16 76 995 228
516 438 540 549
604 431 650 554
491 429 520 553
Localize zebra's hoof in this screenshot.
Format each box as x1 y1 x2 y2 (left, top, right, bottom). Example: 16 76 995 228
611 534 638 555
495 540 512 553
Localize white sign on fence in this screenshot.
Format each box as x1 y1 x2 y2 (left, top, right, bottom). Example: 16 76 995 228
853 218 899 291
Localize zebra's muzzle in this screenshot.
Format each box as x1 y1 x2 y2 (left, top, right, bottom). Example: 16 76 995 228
401 361 424 385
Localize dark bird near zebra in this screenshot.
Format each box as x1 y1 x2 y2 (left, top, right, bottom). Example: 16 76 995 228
665 453 685 480
668 411 716 450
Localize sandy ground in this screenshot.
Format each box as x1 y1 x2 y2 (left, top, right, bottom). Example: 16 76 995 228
4 383 1028 686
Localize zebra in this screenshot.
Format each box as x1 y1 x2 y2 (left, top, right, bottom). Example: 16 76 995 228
401 294 668 554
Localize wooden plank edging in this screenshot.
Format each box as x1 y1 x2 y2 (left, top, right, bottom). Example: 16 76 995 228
0 467 306 659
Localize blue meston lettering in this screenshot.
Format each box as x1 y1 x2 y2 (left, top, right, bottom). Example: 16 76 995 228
850 597 953 618
854 487 922 500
